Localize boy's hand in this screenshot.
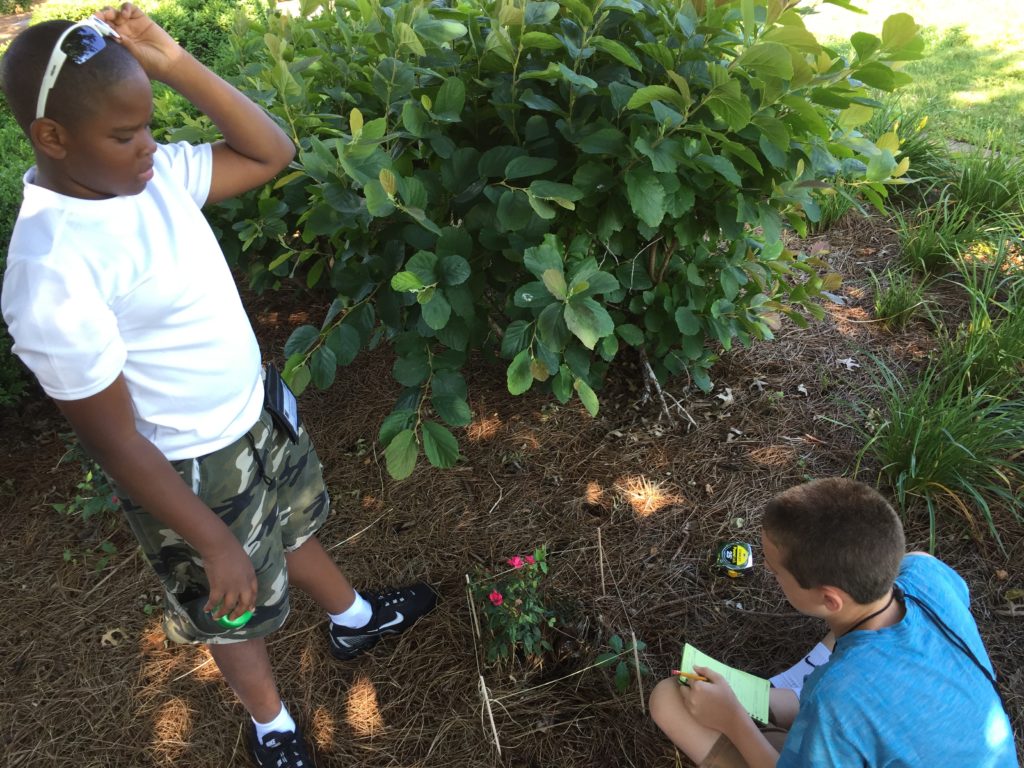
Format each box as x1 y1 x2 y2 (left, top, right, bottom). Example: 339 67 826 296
680 666 749 734
96 3 184 82
201 534 258 621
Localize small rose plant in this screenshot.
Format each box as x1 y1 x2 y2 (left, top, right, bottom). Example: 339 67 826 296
473 546 555 664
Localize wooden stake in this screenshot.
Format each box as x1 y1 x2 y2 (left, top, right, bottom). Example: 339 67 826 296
631 630 646 715
465 573 482 641
479 675 502 756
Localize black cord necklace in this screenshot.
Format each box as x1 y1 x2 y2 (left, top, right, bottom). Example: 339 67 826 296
839 590 897 637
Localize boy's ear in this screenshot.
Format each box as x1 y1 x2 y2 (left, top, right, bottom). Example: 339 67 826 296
820 585 845 613
29 118 70 160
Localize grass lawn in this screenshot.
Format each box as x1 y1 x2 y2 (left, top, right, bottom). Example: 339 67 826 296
806 0 1024 152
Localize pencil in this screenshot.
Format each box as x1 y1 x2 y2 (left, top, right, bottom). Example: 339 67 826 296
671 669 710 683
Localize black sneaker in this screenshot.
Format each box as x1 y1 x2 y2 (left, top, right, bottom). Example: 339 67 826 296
248 724 316 768
327 582 438 660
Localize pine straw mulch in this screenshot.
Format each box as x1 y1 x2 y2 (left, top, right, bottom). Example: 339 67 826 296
2 213 1022 767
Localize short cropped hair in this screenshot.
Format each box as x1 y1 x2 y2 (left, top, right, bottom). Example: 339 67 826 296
1 20 140 135
763 479 905 604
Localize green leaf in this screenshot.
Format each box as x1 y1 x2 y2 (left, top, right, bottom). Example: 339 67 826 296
537 302 571 351
551 365 572 403
561 63 598 92
502 319 533 357
433 371 467 398
391 271 424 292
675 307 701 335
574 377 599 416
865 150 896 182
393 354 430 386
284 324 319 357
287 364 311 396
614 660 630 693
637 42 674 69
736 42 793 79
850 31 881 60
439 255 471 286
524 1 560 25
616 323 645 346
505 156 558 180
706 80 752 132
762 23 821 53
635 136 680 173
881 13 918 51
542 268 568 300
421 291 452 330
407 250 439 283
480 146 527 177
626 85 688 111
696 154 742 185
413 18 468 46
422 421 460 468
432 394 472 427
508 348 534 395
521 31 563 50
624 167 666 228
564 297 615 349
515 281 556 308
395 22 426 56
379 410 415 445
852 62 896 90
578 127 626 155
364 180 396 217
524 236 563 279
433 77 466 119
325 324 361 366
384 429 418 480
590 35 641 70
310 346 337 389
576 271 620 298
497 189 535 231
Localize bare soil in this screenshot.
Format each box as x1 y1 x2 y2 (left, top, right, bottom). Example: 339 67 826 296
1 215 1022 767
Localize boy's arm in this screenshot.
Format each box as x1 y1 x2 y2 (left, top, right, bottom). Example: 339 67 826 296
55 375 257 621
98 3 296 205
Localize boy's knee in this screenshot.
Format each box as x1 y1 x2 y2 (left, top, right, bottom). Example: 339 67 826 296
650 677 685 726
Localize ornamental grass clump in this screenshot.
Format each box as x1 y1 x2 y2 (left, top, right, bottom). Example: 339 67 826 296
473 547 556 664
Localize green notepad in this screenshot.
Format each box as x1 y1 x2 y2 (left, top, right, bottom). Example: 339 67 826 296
680 644 771 725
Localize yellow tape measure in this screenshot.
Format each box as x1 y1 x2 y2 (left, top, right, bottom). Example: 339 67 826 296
716 541 754 578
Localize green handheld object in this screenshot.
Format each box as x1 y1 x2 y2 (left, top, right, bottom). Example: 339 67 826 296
212 608 253 628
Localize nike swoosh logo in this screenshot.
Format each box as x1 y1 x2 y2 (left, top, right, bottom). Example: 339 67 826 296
379 611 404 630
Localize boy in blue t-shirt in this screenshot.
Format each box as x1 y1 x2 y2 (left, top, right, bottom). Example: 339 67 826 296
650 478 1018 767
1 6 436 766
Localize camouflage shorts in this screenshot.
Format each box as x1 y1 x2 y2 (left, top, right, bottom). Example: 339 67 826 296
116 407 330 645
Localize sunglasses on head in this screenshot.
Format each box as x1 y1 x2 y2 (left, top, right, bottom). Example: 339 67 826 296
35 16 121 121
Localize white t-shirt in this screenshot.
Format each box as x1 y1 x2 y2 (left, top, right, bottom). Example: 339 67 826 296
1 142 263 460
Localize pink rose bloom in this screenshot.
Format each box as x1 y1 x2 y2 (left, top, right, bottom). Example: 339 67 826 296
488 590 503 607
524 554 536 565
507 555 525 569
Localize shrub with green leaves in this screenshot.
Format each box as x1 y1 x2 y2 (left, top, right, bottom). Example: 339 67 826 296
0 89 32 406
29 0 258 69
198 0 921 479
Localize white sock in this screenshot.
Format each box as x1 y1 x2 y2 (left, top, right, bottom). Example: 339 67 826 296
329 591 372 629
768 642 832 699
253 702 296 741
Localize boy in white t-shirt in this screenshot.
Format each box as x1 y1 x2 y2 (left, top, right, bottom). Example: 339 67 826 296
1 6 436 766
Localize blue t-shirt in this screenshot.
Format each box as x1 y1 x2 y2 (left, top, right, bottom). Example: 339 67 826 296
777 554 1018 767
